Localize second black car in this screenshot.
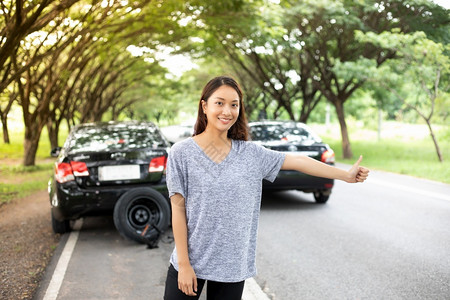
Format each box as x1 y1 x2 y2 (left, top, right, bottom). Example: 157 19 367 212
249 121 335 203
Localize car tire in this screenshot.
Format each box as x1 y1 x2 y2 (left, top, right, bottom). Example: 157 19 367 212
313 191 330 204
113 187 170 244
51 210 71 234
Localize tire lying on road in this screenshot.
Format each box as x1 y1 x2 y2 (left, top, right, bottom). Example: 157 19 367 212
113 187 171 244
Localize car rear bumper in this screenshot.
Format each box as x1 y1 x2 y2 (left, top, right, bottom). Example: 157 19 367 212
263 170 334 192
50 178 169 221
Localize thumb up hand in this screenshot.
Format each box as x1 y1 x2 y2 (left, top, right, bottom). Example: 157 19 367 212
347 155 370 183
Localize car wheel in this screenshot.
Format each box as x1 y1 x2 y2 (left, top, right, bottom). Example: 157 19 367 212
313 191 330 204
113 187 170 244
51 210 71 234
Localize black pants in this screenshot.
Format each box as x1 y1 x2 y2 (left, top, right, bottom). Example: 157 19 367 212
163 264 245 300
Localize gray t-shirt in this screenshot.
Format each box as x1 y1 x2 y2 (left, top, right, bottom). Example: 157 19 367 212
166 137 286 282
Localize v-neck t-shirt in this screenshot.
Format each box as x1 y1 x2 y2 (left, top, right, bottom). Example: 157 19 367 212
166 137 286 282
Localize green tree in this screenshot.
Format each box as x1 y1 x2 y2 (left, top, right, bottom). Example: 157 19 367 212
0 0 83 143
285 0 448 158
191 0 449 158
355 31 449 162
192 0 323 122
7 0 196 165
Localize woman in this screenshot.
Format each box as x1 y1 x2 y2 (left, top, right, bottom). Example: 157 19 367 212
163 76 369 300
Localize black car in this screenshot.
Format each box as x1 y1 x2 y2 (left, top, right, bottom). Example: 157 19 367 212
249 121 335 203
48 121 171 244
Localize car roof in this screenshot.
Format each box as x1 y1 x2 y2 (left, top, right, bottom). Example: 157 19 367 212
248 120 322 142
73 120 157 131
249 120 309 128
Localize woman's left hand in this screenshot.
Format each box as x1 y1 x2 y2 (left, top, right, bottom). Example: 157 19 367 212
347 155 370 183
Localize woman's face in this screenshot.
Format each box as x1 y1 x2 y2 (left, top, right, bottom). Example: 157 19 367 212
202 85 240 133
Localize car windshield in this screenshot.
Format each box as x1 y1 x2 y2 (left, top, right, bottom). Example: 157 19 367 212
250 124 321 143
68 123 166 153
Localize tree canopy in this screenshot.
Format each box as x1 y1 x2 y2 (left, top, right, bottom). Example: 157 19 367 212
0 0 448 164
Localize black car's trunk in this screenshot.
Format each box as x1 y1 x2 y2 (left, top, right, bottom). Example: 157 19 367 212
258 143 328 160
66 149 167 188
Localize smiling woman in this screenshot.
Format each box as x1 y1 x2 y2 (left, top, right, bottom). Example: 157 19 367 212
193 76 248 142
163 76 369 300
202 87 240 132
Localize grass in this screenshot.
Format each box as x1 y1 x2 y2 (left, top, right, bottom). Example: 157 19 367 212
327 139 450 184
311 121 450 184
0 125 61 205
0 127 59 160
0 164 54 204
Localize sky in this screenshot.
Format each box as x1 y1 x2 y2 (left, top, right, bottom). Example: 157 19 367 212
433 0 450 8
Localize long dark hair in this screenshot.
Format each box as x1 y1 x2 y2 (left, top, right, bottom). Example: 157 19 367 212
193 76 248 141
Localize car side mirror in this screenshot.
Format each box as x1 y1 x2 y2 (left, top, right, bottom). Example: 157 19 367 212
51 147 61 157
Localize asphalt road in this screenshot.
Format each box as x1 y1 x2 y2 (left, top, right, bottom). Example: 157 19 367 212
36 166 450 300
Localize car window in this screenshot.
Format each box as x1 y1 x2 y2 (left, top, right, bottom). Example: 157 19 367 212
250 124 320 143
68 124 167 153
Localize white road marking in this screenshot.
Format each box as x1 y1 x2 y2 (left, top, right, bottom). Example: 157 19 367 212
43 219 83 300
243 278 271 300
369 178 450 202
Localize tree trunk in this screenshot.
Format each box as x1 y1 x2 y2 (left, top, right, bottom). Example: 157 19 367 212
1 114 10 143
284 104 295 121
298 94 321 124
334 100 353 159
299 114 308 123
112 105 118 121
378 107 382 141
93 112 102 122
47 120 59 150
425 120 443 162
23 125 42 166
66 118 73 132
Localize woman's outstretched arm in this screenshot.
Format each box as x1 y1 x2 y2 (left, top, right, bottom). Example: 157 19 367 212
281 154 369 183
171 193 198 296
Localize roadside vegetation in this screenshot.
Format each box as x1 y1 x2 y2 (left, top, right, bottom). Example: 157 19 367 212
312 122 450 184
1 0 448 166
0 127 64 205
0 165 52 204
1 120 448 207
342 139 450 183
0 0 448 202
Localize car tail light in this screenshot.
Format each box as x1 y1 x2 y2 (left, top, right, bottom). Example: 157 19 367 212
55 163 75 183
321 150 335 163
70 161 89 176
55 161 89 183
149 155 167 173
